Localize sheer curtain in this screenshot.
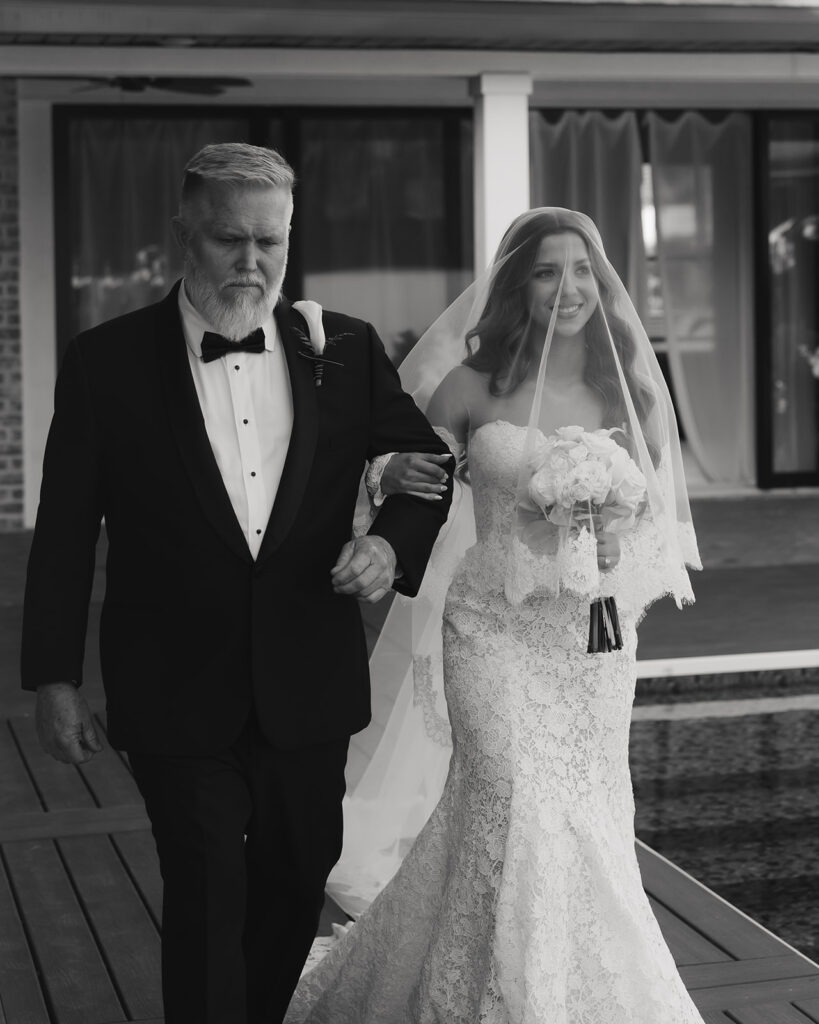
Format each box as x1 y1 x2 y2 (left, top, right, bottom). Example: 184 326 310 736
298 116 473 363
530 110 647 319
648 111 754 486
68 115 248 345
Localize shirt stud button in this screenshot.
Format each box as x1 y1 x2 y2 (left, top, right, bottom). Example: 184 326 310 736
234 365 240 371
256 529 262 535
250 471 256 477
243 419 249 425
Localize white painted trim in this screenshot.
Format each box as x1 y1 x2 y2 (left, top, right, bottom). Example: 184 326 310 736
636 648 819 678
633 693 819 720
476 72 537 96
18 98 56 529
472 72 532 272
4 47 819 88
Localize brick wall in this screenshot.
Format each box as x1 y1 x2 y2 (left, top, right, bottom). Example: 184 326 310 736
0 80 21 530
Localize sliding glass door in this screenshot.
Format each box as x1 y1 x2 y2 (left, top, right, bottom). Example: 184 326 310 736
759 113 819 486
55 106 473 367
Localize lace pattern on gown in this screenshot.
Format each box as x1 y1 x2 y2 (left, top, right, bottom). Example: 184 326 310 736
286 420 704 1024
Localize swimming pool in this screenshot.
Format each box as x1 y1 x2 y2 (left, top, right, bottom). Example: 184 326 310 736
630 672 819 963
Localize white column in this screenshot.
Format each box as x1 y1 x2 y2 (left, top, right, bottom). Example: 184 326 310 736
19 98 56 528
472 72 532 274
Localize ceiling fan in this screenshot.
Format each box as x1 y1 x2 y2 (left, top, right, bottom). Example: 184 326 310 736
72 76 252 95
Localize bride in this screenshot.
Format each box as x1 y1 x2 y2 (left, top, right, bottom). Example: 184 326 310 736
286 208 703 1023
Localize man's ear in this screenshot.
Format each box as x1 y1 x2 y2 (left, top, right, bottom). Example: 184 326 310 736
171 216 189 252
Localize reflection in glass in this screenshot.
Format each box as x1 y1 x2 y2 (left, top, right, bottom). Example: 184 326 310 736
648 111 754 487
767 117 819 475
297 116 473 364
67 116 252 342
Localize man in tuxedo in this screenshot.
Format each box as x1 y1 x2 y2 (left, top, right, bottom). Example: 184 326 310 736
21 142 453 1023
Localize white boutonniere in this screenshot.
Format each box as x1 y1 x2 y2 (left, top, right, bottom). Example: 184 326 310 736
292 299 348 387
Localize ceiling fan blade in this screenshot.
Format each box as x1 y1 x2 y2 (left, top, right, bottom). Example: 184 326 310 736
150 77 252 95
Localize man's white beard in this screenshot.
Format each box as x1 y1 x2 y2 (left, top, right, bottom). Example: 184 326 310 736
184 253 285 340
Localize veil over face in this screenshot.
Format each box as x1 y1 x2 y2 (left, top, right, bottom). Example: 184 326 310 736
399 206 700 609
327 208 700 918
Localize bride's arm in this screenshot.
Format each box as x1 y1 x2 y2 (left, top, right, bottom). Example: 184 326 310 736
424 366 472 447
374 367 473 501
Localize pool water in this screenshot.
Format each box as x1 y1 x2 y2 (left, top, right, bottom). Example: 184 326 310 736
630 688 819 963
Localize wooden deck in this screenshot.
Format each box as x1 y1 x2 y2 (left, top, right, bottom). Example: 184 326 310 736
1 710 818 1024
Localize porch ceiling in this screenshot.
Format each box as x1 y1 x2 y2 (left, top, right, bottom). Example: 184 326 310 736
3 0 819 53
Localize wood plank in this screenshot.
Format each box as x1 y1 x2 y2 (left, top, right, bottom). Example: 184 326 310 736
80 714 143 808
730 1003 819 1023
793 997 819 1022
58 834 162 1021
3 838 124 1024
110 831 163 927
0 720 41 816
78 745 143 809
682 955 819 991
0 805 150 843
637 843 792 959
692 975 819 1012
649 895 733 967
9 718 95 813
0 852 50 1024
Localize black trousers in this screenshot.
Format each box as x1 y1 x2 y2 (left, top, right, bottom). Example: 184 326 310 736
129 712 349 1024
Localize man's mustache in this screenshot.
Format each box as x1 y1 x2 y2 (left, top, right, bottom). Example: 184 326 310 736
221 278 266 291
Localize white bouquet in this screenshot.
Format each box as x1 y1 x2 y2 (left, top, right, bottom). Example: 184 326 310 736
524 425 647 533
519 426 648 653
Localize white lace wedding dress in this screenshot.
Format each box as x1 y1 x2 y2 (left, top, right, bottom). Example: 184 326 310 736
285 420 703 1024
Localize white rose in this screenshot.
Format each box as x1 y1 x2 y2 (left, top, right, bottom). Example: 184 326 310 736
567 442 589 464
292 299 326 355
547 448 575 481
528 466 558 508
555 425 586 443
568 459 612 505
610 452 647 509
584 430 619 457
608 446 631 479
565 475 592 504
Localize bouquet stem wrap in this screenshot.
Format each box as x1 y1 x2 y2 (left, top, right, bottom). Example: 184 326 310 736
587 596 623 654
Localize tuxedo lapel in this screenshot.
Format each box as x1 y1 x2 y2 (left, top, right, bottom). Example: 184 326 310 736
256 299 319 565
156 283 253 564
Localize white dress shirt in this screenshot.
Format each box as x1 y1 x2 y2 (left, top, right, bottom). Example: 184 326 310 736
178 283 293 560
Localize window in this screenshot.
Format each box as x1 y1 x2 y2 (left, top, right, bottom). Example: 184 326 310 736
760 113 819 482
55 107 473 367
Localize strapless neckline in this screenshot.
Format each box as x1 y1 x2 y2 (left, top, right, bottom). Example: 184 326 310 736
470 419 532 444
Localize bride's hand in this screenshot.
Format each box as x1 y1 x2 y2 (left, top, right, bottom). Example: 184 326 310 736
596 531 621 572
381 452 452 500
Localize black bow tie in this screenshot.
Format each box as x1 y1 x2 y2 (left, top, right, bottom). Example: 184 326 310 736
200 328 266 363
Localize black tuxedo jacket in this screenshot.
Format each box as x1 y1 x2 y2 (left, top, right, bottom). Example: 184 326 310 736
21 283 453 755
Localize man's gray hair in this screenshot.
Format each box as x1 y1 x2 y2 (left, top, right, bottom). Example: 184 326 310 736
180 142 295 212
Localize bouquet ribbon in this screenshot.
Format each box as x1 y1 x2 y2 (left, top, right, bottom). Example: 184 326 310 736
587 596 623 654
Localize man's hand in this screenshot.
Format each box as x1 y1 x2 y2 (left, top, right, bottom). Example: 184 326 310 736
35 682 103 765
331 535 398 604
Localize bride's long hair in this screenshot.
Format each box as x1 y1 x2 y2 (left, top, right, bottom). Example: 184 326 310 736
462 208 657 462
